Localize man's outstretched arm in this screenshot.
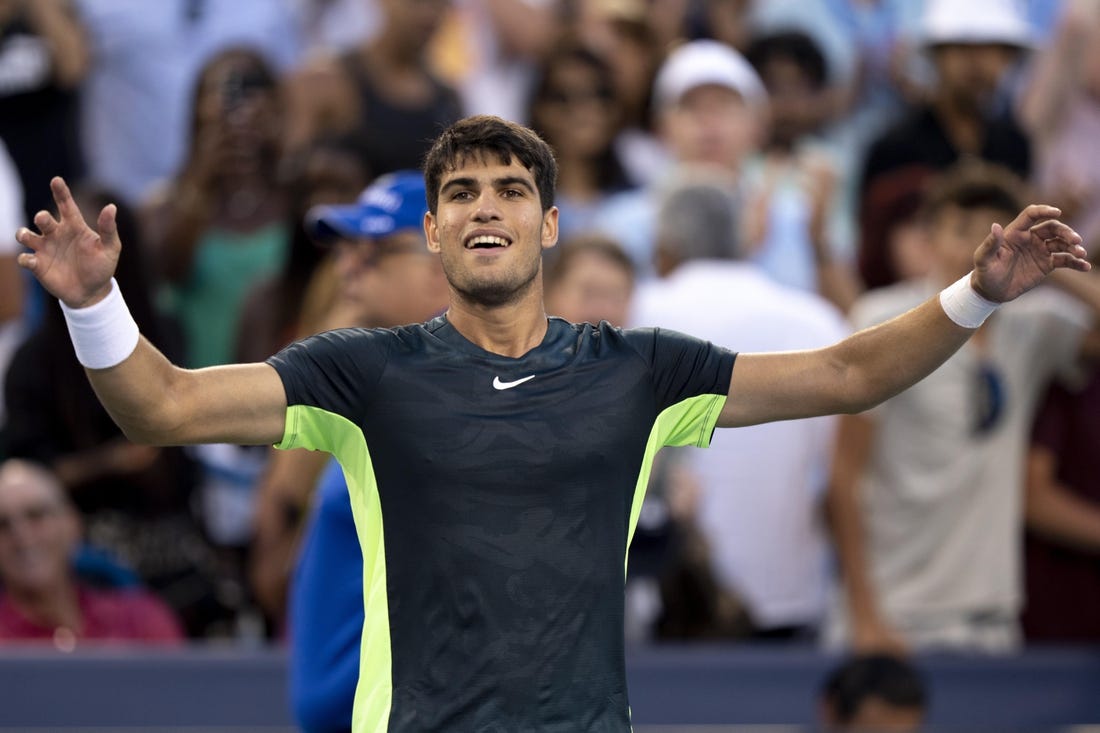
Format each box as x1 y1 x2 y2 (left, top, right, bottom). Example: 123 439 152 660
16 177 287 447
719 204 1091 428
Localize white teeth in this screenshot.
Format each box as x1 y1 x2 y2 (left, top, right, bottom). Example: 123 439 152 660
465 235 510 249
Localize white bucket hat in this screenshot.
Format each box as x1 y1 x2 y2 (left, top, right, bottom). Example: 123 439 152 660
921 0 1034 49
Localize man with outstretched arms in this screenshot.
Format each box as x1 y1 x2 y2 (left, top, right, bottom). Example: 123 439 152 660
15 115 1090 732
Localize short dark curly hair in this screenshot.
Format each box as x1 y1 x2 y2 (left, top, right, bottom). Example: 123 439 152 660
422 115 558 215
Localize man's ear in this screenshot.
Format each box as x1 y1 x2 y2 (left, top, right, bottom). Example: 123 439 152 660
425 212 440 253
541 206 559 251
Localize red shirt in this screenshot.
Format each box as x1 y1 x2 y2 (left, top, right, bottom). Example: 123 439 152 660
0 586 184 645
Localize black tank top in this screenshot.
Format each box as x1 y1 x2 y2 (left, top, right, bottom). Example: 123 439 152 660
340 53 463 176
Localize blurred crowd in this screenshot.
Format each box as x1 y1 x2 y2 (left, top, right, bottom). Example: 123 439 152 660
0 1 1098 716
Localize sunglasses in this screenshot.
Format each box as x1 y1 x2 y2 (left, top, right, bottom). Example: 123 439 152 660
972 362 1006 436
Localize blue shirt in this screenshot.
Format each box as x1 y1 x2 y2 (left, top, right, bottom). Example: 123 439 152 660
289 458 360 733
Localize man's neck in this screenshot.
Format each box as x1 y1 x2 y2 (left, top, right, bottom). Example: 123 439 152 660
446 286 549 358
932 95 985 155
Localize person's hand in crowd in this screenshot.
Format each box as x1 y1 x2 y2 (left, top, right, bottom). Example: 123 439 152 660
15 177 118 308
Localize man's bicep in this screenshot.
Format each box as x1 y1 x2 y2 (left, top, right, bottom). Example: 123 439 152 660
718 349 847 428
181 362 288 446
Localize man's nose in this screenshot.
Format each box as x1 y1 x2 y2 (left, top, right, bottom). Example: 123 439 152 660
472 192 502 221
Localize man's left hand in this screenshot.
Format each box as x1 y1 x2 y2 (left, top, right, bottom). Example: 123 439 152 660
972 204 1090 302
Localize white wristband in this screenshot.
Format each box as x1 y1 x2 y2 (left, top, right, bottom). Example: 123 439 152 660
939 272 1000 329
60 278 140 369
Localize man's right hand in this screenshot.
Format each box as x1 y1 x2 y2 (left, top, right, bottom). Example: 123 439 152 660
15 176 120 309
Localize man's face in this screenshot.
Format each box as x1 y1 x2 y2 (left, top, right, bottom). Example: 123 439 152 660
932 43 1019 113
333 230 449 327
0 466 78 595
758 55 829 149
930 204 1009 283
425 154 559 307
660 84 760 169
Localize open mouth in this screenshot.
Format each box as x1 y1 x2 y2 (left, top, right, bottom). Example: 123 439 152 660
465 235 512 250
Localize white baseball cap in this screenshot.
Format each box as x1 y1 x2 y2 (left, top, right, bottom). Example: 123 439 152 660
653 40 767 110
921 0 1034 49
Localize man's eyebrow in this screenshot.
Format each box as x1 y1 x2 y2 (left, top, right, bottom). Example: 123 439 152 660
495 176 535 192
440 177 478 194
440 176 535 194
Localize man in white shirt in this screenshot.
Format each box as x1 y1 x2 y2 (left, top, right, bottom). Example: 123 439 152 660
826 162 1100 653
631 170 849 636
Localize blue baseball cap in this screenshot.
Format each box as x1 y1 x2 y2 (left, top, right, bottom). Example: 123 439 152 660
306 170 427 242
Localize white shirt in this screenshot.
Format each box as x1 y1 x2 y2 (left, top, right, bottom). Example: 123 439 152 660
0 138 23 255
631 261 850 628
839 279 1089 636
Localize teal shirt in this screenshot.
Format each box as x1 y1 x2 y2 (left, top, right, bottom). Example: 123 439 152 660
162 222 289 368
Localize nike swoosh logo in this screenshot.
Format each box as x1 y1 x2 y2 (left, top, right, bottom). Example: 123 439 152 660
493 375 536 390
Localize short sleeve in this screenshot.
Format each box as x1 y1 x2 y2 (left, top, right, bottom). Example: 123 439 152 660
266 327 393 448
623 326 736 447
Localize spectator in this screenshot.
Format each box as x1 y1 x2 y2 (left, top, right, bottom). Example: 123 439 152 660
743 28 861 312
73 0 301 206
819 653 927 732
1017 0 1100 250
1021 359 1100 642
544 234 634 327
857 0 1034 291
631 170 849 639
526 40 633 241
743 0 923 161
0 458 184 645
570 0 667 187
144 46 291 370
596 39 767 281
283 0 462 178
283 171 449 732
826 161 1100 653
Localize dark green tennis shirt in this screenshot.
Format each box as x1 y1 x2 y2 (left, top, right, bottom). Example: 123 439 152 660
268 316 736 733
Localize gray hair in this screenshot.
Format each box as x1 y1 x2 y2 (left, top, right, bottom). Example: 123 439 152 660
655 174 742 263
